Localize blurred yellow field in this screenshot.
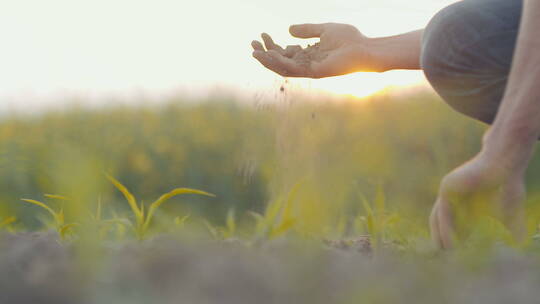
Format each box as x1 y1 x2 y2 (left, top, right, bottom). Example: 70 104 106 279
2 91 540 303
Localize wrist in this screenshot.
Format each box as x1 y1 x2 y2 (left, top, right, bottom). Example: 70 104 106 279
344 38 388 73
363 37 395 72
362 30 423 72
481 127 536 177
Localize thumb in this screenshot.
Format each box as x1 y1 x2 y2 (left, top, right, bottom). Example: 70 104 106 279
289 23 326 38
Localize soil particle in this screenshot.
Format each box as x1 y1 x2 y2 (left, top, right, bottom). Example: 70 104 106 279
324 236 372 256
291 43 329 68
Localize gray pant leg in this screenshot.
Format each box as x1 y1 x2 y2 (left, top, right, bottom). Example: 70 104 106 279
421 0 522 124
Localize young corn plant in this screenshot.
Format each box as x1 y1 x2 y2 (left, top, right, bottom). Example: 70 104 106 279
88 197 130 239
174 214 190 228
249 183 300 241
107 174 215 240
21 194 77 240
354 185 401 249
204 209 237 240
464 215 514 248
0 216 16 232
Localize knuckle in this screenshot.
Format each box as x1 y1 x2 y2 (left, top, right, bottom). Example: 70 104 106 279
439 170 490 201
439 174 468 198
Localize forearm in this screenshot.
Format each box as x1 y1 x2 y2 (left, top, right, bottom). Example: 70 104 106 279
365 29 423 72
483 0 540 175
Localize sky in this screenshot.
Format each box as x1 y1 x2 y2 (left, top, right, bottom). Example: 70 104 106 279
0 0 458 108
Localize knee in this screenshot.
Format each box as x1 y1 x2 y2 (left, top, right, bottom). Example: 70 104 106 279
422 0 520 73
420 0 509 124
420 1 470 85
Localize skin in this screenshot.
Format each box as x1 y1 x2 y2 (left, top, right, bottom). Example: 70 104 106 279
252 24 422 77
252 0 540 249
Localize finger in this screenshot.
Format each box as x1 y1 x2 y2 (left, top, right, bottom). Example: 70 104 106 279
261 33 285 53
253 50 309 77
436 198 454 249
289 23 325 38
251 40 265 51
284 45 302 58
253 50 289 77
267 50 310 77
429 203 443 249
498 183 527 242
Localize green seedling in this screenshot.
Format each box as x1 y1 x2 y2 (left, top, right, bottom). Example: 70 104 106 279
0 216 16 231
21 194 76 239
249 182 300 241
88 197 130 239
354 185 401 249
174 214 190 228
204 209 236 240
107 174 214 240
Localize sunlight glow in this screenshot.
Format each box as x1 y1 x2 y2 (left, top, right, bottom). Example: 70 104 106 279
294 70 426 98
0 0 458 105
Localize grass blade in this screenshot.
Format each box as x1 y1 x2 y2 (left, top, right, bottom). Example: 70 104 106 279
59 223 77 238
226 209 236 235
203 220 219 239
102 218 130 227
21 199 58 219
96 198 102 221
0 216 16 228
271 218 296 238
265 199 283 225
106 174 143 221
174 215 190 227
282 182 301 223
359 194 375 236
248 211 265 233
374 184 386 215
144 188 215 230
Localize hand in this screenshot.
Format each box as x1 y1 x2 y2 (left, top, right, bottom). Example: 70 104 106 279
430 151 526 249
251 23 377 78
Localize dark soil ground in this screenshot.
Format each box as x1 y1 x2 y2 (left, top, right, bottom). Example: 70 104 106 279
2 232 540 304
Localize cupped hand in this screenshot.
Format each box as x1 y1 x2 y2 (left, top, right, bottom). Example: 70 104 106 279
251 23 375 78
430 152 527 249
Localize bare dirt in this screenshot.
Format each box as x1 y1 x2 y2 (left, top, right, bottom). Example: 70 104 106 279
2 232 540 304
288 43 329 68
